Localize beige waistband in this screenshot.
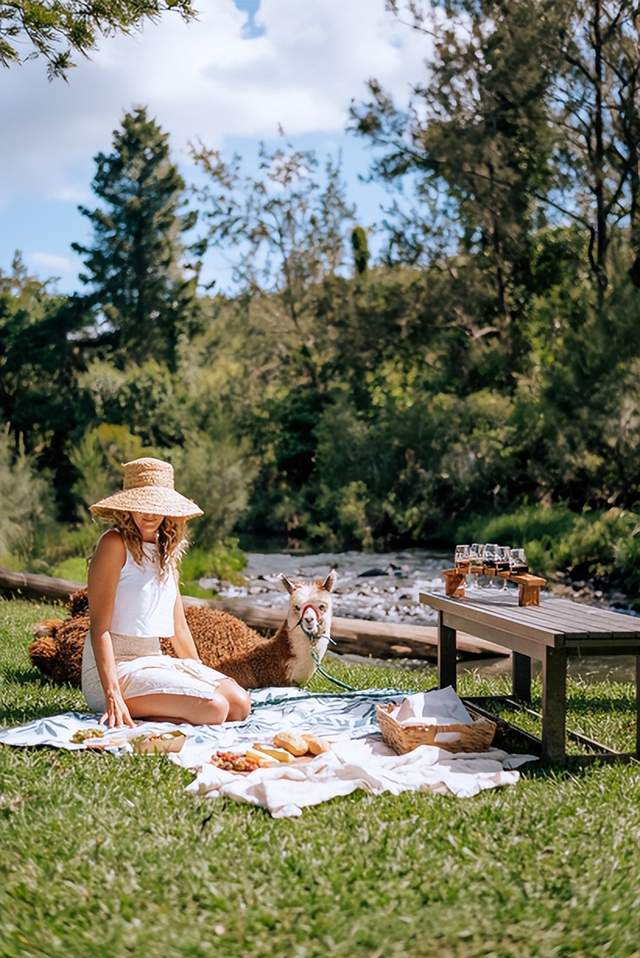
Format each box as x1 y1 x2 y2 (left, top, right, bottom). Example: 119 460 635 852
86 630 162 663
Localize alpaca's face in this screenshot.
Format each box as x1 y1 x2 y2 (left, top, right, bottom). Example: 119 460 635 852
281 570 337 641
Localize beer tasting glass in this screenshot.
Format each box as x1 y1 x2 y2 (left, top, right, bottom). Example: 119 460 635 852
482 543 499 589
496 545 511 591
510 547 529 576
468 543 483 591
455 544 470 575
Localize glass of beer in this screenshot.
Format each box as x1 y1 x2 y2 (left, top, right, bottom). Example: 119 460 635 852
496 545 511 591
510 547 529 576
455 544 470 575
468 543 483 591
482 543 499 589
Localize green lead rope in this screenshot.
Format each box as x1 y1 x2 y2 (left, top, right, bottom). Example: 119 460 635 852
310 635 358 692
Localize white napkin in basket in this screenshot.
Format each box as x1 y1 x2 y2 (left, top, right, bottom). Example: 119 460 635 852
390 687 473 743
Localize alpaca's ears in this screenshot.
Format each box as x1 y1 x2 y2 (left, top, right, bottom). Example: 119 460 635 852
322 569 337 592
280 574 296 594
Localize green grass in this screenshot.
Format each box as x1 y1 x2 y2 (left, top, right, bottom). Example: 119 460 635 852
2 598 640 957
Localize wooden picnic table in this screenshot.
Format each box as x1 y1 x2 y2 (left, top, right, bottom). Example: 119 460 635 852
419 590 640 765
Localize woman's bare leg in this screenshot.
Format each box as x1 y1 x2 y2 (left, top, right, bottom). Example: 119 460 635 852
215 679 251 721
126 692 229 725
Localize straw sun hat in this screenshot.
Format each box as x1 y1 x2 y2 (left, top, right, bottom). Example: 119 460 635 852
89 457 203 520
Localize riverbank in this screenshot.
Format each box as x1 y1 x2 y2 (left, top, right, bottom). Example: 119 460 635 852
204 547 637 626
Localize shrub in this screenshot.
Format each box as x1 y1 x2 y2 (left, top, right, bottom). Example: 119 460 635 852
180 540 246 583
50 556 88 583
69 423 157 514
167 430 257 550
0 424 56 563
456 505 577 564
554 508 640 582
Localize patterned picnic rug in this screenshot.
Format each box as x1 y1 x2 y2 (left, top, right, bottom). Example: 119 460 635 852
0 686 536 817
0 686 406 754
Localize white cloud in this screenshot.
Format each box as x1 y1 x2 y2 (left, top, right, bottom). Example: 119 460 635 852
0 0 432 205
27 251 79 274
51 184 93 204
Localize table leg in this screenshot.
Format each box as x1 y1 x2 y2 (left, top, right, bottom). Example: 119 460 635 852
512 652 532 703
636 656 640 758
542 647 567 764
438 612 457 691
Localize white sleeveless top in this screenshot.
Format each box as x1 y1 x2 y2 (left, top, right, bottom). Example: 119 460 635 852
109 535 178 637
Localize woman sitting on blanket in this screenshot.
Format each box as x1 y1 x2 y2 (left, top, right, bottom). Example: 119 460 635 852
81 457 251 730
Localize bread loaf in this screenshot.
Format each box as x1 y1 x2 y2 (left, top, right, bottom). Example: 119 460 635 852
301 733 330 755
272 730 308 756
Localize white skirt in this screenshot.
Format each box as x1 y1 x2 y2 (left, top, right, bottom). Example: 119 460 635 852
81 630 232 713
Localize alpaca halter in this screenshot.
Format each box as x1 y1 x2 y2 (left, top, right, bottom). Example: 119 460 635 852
292 602 356 692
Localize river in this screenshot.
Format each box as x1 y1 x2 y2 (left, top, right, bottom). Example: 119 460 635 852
201 549 637 684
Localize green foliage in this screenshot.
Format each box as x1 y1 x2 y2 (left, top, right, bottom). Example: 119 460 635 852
35 521 99 567
351 225 370 275
78 359 189 447
50 556 88 583
69 423 157 514
554 509 640 582
179 540 246 585
456 505 577 560
0 424 56 563
72 106 203 372
178 538 246 596
168 429 257 550
0 1 196 79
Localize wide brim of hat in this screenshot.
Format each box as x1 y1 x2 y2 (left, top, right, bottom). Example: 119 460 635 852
89 487 203 520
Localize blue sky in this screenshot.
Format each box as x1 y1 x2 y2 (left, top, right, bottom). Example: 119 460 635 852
0 0 432 295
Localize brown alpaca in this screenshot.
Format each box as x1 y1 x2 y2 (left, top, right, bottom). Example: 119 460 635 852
28 570 337 690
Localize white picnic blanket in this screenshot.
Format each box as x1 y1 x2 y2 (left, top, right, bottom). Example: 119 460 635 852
0 686 536 817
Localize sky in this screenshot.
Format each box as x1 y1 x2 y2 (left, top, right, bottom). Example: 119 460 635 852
0 0 433 295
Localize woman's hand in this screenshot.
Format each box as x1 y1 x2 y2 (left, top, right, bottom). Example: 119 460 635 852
100 686 136 729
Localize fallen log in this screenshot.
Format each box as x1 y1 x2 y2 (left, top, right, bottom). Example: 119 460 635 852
0 566 508 661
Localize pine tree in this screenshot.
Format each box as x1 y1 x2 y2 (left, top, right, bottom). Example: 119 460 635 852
0 1 195 80
72 106 204 372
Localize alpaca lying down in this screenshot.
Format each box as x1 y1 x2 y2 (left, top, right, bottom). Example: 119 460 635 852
29 570 337 690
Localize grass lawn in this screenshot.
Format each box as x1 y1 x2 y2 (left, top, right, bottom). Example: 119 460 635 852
1 597 640 958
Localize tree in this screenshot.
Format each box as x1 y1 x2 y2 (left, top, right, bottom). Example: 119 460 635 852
0 0 196 80
538 0 640 304
0 251 94 517
190 132 357 388
350 0 566 378
365 1 640 316
72 106 204 372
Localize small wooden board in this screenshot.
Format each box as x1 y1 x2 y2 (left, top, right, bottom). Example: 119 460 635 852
443 568 546 606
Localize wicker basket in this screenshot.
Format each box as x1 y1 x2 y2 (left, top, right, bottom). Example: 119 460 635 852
376 702 496 754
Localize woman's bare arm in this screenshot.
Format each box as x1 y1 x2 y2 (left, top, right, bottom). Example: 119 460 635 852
87 530 134 725
170 586 201 661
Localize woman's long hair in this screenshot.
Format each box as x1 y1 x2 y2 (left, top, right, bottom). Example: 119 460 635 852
87 511 190 580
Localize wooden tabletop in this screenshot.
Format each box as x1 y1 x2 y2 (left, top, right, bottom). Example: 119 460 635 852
419 591 640 649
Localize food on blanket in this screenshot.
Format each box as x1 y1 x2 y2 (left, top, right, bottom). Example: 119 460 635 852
244 747 278 768
210 750 262 772
70 727 105 744
301 733 330 755
131 731 186 754
252 743 294 763
273 730 309 756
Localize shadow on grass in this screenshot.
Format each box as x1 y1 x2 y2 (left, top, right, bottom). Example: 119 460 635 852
0 703 82 724
564 693 635 714
2 665 45 686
